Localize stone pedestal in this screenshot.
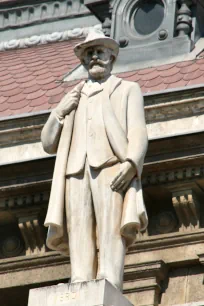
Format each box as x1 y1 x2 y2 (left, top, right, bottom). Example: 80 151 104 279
28 279 133 306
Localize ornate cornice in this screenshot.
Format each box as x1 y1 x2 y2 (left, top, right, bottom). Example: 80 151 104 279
0 24 101 51
0 0 89 31
0 190 50 210
142 165 204 187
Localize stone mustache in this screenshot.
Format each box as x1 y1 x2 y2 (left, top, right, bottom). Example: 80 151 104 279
41 29 148 291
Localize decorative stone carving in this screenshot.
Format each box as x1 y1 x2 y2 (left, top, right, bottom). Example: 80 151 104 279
109 0 195 64
158 29 168 40
176 0 193 37
149 211 178 235
0 191 50 210
0 235 24 258
17 212 46 255
143 166 204 187
0 0 88 31
0 25 101 52
172 189 200 231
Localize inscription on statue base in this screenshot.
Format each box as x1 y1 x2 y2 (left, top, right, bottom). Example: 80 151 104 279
28 279 133 306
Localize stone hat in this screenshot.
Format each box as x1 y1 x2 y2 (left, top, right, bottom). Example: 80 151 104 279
74 28 119 60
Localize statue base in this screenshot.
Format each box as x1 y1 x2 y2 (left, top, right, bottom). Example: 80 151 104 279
28 279 133 306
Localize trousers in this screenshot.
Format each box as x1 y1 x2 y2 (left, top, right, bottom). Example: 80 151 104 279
65 160 126 290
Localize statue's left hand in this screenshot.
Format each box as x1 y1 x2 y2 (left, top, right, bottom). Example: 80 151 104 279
110 161 137 192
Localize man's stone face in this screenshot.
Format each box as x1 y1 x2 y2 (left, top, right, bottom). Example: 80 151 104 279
82 45 113 80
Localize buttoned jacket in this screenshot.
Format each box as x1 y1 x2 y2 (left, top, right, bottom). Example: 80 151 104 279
66 79 118 175
41 75 148 255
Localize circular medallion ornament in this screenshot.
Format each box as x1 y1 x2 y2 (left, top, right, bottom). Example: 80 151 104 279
155 211 177 234
1 236 23 258
158 29 168 40
149 211 178 235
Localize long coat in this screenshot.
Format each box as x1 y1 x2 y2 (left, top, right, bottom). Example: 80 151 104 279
41 75 148 255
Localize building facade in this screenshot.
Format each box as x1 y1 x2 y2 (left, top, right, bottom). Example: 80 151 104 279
0 0 204 305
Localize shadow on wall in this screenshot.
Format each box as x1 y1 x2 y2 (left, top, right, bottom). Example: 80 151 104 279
0 278 70 306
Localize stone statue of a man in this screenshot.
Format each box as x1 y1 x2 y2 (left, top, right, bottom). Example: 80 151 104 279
41 29 148 291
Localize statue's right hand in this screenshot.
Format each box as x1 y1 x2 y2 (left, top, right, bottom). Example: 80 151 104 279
55 81 85 118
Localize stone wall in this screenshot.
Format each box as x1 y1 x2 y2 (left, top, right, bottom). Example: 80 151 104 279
0 85 204 305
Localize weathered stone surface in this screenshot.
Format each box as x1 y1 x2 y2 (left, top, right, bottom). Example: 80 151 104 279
28 279 133 306
123 260 167 306
160 266 204 306
160 267 188 305
172 302 204 306
41 29 148 291
185 266 204 303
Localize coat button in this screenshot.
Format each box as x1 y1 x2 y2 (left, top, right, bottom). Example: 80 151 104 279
89 130 94 137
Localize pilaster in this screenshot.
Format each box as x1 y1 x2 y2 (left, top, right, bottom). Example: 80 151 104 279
124 260 167 306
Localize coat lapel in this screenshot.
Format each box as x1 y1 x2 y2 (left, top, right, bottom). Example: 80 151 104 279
106 75 122 96
102 75 128 162
45 76 148 254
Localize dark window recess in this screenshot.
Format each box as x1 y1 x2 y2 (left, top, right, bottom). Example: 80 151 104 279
134 0 165 35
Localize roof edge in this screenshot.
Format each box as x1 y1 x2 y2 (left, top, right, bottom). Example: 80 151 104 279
0 82 204 123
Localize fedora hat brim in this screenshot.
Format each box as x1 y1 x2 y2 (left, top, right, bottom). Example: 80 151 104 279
74 37 119 60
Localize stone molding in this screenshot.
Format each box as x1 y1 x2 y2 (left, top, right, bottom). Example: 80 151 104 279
0 0 88 31
0 252 69 274
0 160 203 192
142 165 203 187
123 261 167 306
0 180 51 197
0 231 203 288
0 112 48 147
172 302 204 306
131 228 204 253
0 24 101 52
145 95 204 123
0 190 50 210
124 260 167 280
0 252 71 289
0 252 167 299
0 124 43 146
0 86 203 148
